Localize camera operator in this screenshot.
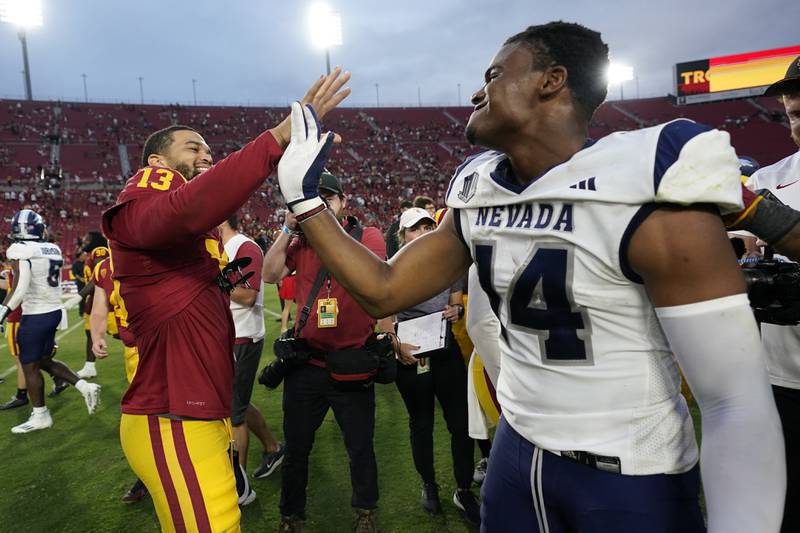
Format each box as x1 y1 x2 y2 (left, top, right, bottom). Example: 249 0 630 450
725 58 800 533
262 172 394 533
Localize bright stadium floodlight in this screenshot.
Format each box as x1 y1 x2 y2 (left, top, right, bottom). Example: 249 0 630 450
0 0 43 101
308 3 342 74
607 63 634 100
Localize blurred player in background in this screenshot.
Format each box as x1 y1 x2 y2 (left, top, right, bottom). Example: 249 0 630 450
0 210 101 433
76 233 114 380
218 213 284 505
277 22 785 532
0 268 26 409
101 71 349 532
89 253 147 503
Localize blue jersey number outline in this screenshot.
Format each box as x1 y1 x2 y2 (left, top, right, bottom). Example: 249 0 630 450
474 242 592 365
47 259 63 288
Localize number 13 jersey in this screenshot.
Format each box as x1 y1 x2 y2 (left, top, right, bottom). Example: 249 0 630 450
446 119 742 475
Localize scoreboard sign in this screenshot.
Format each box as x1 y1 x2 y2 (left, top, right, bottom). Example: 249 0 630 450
675 45 800 104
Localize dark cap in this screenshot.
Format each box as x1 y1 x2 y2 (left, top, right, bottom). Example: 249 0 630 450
764 56 800 97
318 172 344 196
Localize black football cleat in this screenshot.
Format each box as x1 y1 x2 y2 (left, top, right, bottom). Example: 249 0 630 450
48 378 69 398
0 395 28 410
121 479 148 503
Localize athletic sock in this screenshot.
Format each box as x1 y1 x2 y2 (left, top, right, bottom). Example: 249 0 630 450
75 379 90 394
16 388 27 399
32 406 48 415
83 362 96 372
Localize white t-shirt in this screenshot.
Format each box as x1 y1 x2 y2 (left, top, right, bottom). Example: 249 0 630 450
446 119 742 475
6 240 63 315
747 149 800 389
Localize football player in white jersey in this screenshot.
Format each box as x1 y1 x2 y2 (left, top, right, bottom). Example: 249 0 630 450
0 210 101 433
275 22 785 533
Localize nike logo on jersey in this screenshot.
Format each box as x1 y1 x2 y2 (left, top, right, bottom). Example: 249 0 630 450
776 179 800 190
475 203 574 232
569 177 596 191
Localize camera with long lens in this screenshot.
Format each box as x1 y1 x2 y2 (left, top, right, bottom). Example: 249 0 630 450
258 331 311 389
742 252 800 325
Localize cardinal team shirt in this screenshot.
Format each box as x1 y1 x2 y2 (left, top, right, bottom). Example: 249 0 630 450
102 130 283 419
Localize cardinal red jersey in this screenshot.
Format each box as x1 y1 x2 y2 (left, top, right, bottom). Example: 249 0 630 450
93 257 136 348
83 246 110 315
102 130 283 419
286 220 386 351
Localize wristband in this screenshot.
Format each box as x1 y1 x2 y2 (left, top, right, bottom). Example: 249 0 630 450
281 225 290 235
740 190 800 244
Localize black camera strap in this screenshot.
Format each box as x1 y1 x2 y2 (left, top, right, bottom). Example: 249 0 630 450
295 217 363 336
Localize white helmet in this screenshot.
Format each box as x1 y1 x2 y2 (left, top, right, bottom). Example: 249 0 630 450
10 209 46 241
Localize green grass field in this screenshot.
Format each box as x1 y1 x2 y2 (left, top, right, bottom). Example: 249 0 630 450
0 291 482 533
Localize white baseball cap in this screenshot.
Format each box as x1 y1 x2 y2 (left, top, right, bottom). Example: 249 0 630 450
399 207 436 229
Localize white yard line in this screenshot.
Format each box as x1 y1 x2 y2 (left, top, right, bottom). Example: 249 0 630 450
0 304 283 378
0 297 82 378
0 319 84 378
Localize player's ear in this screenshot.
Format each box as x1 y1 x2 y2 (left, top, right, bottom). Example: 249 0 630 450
539 65 568 99
147 153 166 168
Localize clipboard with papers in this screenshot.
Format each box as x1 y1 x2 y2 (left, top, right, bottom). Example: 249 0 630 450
396 311 447 355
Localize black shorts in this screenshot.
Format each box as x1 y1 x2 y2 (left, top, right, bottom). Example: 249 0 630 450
231 339 264 426
18 309 61 364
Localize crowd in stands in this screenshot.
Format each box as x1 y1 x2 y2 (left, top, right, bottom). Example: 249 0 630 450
0 94 797 261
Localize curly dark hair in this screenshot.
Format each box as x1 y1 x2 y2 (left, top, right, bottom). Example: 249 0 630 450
505 21 609 120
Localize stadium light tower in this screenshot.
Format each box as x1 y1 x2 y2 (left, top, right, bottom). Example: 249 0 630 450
308 3 342 75
0 0 43 101
607 63 634 101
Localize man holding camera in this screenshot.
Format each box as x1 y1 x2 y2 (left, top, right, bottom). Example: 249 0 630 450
726 57 800 533
263 172 394 533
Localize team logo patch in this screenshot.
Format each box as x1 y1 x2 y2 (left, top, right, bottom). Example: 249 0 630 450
458 172 478 203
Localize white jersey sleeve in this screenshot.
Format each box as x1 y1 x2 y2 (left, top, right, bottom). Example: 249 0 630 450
7 242 36 260
653 120 742 213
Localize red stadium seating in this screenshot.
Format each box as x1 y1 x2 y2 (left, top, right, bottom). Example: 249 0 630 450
0 95 795 260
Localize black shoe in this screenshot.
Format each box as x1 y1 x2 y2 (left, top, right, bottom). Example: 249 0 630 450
420 482 441 514
0 395 28 410
122 479 148 503
48 378 69 398
353 508 378 533
253 443 285 479
453 489 481 525
278 514 304 532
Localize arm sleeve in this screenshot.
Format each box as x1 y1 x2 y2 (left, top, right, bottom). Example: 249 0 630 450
655 293 785 533
6 260 31 311
105 131 283 249
235 241 263 287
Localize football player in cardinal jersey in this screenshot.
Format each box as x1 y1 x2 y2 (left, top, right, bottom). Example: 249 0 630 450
102 70 349 532
277 22 784 533
0 210 101 434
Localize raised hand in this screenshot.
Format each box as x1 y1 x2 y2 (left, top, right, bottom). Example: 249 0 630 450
277 102 335 221
272 68 351 148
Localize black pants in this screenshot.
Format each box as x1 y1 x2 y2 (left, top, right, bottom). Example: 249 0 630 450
280 362 378 517
395 340 474 489
774 385 800 533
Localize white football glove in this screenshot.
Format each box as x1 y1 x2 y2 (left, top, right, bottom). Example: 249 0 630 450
0 305 9 334
277 102 335 222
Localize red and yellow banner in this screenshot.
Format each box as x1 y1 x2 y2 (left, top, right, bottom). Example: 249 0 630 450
676 45 800 97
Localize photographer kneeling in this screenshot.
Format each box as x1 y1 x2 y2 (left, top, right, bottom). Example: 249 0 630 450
261 173 394 533
392 208 480 525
